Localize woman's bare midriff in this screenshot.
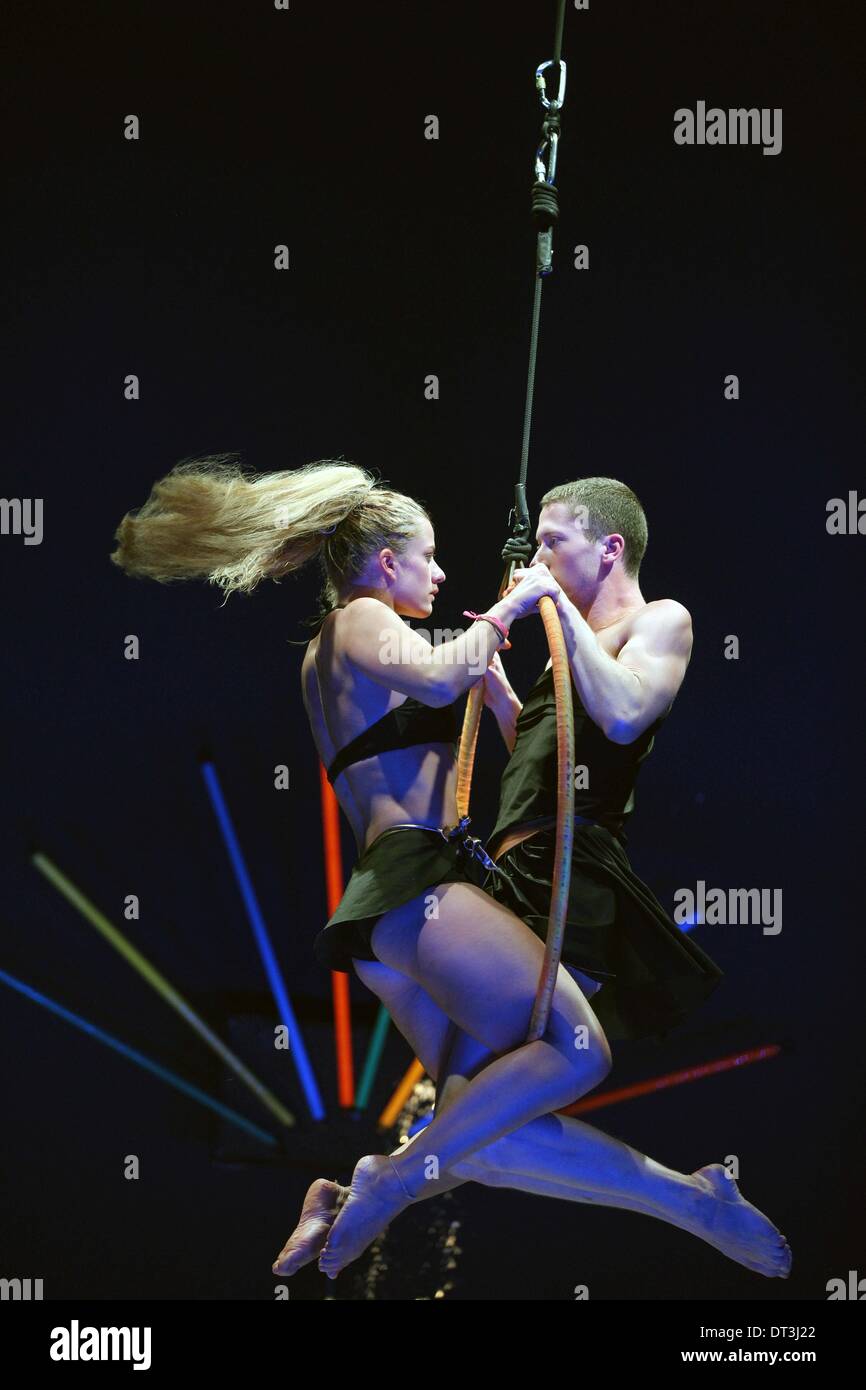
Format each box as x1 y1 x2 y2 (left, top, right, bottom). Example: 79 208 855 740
301 613 463 854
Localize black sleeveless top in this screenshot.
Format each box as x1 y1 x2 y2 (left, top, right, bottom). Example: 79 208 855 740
326 695 462 784
488 665 667 851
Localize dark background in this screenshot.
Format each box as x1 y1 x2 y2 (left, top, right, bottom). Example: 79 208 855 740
2 0 864 1302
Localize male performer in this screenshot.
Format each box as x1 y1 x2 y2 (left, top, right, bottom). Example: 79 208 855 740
480 476 724 1043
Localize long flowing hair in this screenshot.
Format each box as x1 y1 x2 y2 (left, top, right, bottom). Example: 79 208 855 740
109 452 431 637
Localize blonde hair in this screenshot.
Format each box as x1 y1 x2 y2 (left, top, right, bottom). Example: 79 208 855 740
110 452 431 633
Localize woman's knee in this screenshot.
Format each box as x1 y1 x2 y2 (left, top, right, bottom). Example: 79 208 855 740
561 1025 612 1090
544 987 613 1088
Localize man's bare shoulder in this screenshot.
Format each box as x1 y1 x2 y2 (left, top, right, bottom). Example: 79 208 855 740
629 599 693 640
639 598 692 623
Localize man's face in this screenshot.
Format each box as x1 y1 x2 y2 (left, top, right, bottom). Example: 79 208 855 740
531 502 599 601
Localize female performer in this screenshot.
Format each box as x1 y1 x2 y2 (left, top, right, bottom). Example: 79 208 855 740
111 454 791 1283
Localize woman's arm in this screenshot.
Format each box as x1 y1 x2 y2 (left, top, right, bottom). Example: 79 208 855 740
339 593 524 706
337 566 560 706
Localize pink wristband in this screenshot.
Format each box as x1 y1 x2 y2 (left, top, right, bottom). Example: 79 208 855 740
463 610 510 644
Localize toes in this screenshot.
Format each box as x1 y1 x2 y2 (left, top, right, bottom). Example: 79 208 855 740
273 1244 303 1272
749 1243 790 1278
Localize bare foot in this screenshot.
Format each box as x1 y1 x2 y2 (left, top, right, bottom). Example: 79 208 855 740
683 1164 792 1277
318 1154 415 1280
273 1178 350 1277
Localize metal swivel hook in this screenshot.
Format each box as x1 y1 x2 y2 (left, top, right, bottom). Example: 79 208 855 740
440 816 505 876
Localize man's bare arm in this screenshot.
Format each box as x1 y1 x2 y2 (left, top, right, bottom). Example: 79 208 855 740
479 651 523 753
489 691 523 754
553 594 693 743
611 601 693 740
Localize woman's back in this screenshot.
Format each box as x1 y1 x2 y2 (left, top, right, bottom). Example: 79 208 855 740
301 604 462 853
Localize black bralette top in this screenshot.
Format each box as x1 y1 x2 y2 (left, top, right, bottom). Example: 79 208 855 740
326 695 461 784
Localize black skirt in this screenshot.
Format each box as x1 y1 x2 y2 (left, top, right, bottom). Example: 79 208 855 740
313 821 489 974
482 823 725 1044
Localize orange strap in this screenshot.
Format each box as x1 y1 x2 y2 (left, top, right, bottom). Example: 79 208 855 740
456 594 574 1040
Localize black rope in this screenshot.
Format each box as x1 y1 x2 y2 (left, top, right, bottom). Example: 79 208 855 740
501 0 568 581
552 0 566 64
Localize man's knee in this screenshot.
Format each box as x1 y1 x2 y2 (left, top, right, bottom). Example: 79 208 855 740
449 1151 498 1184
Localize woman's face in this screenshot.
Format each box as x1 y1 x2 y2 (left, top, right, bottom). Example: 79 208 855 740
391 520 446 619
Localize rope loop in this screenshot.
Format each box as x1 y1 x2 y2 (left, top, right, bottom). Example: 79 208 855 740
531 181 560 229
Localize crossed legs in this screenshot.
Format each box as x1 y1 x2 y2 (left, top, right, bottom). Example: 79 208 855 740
274 884 790 1279
311 882 614 1274
377 961 700 1219
359 962 791 1278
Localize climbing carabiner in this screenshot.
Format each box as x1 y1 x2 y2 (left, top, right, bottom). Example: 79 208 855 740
535 58 567 112
534 60 566 186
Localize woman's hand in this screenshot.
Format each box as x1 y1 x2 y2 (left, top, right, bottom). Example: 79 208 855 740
501 562 562 620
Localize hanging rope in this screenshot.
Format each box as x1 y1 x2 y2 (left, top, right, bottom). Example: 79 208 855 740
456 0 575 1043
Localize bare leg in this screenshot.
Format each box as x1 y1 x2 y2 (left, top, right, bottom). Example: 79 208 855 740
277 901 789 1280
317 885 787 1280
434 1065 700 1209
380 1004 790 1278
385 1072 694 1215
317 1039 608 1277
390 1122 684 1218
273 1102 789 1281
317 884 612 1277
370 964 699 1216
377 1035 790 1277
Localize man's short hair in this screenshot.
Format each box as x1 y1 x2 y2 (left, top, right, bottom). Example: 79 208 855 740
540 477 648 579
